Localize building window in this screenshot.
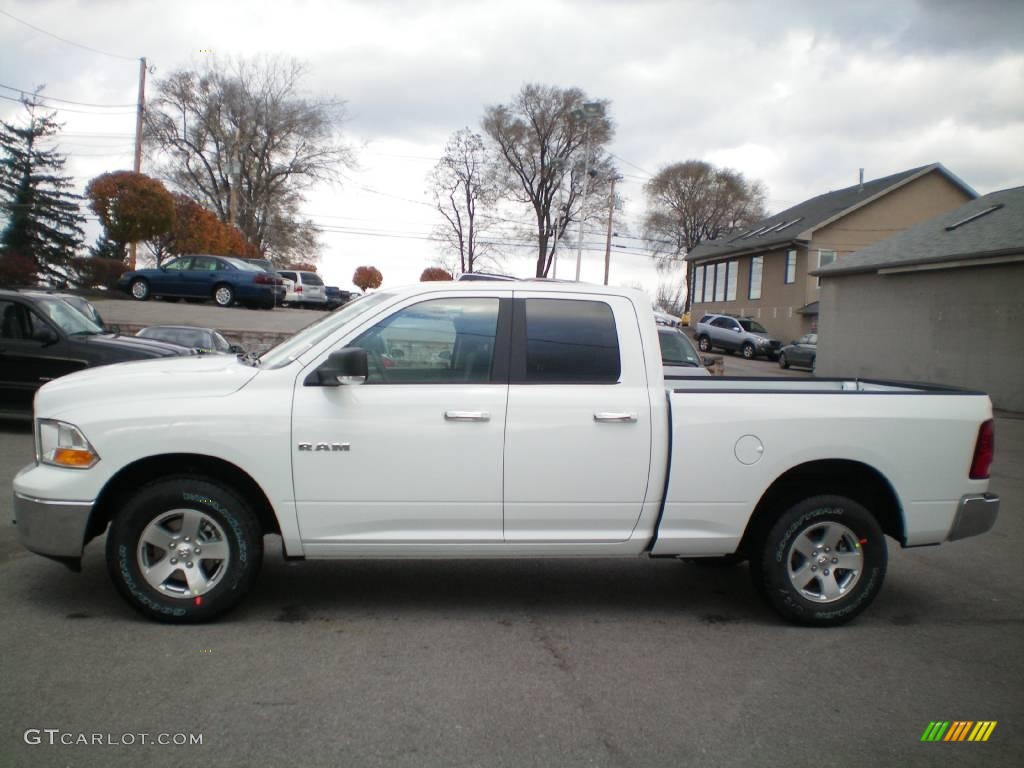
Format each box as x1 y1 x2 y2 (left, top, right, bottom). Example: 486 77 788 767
725 259 737 301
785 250 797 284
693 265 704 304
714 262 726 302
749 256 763 300
817 249 836 287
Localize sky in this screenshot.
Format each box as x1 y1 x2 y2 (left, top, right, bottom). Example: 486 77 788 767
1 0 1023 298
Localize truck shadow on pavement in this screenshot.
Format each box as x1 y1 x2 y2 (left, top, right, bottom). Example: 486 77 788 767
17 537 795 627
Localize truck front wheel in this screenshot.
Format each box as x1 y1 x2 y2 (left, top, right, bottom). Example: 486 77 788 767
105 477 263 623
754 495 886 627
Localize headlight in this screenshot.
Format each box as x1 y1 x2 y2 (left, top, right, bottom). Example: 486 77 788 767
36 419 100 469
756 338 769 345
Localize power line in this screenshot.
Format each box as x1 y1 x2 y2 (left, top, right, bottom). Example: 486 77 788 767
608 152 654 178
0 83 135 108
0 92 135 115
0 8 137 61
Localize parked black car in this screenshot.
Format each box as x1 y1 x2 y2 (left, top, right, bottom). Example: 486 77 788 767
0 290 188 419
778 333 817 372
136 325 244 355
325 286 354 310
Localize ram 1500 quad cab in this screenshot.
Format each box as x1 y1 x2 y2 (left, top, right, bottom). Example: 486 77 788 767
12 282 999 625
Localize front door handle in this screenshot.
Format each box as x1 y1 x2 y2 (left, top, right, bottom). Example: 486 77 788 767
594 412 637 423
445 410 490 422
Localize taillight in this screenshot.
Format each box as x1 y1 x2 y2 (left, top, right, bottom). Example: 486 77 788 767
969 419 995 479
254 274 272 284
295 285 303 293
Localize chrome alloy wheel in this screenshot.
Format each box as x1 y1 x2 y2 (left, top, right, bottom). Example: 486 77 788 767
785 521 864 603
137 509 231 598
214 286 233 306
131 280 148 299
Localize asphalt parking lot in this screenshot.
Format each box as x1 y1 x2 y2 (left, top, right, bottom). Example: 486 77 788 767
1 414 1021 768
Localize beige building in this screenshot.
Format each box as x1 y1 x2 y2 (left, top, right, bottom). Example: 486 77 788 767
813 186 1024 412
686 164 976 342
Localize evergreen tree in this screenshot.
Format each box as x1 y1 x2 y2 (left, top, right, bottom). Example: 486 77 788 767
89 232 127 262
0 95 86 286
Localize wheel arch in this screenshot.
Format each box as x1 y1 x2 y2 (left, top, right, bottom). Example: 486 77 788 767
86 453 281 546
739 459 904 554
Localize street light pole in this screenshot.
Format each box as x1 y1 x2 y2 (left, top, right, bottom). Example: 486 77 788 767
572 101 604 282
573 125 592 282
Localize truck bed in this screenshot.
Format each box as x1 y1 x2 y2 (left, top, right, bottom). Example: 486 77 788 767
652 376 993 556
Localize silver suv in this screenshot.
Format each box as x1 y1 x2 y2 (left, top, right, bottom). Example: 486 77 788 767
695 313 782 360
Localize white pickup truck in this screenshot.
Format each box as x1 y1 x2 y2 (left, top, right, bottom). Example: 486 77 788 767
12 282 999 626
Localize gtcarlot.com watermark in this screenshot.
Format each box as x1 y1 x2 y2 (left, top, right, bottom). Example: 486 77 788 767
24 729 203 746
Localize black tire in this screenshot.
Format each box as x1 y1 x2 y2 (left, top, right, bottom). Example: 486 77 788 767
779 352 789 369
129 278 150 301
742 343 755 360
698 336 711 352
106 476 263 623
213 284 235 307
753 495 886 627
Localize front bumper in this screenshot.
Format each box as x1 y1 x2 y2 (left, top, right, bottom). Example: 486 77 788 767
947 493 999 541
13 491 94 560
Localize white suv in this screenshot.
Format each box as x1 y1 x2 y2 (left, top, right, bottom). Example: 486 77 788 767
277 270 327 308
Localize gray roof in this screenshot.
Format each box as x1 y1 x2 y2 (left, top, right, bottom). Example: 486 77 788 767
813 186 1024 277
686 163 976 263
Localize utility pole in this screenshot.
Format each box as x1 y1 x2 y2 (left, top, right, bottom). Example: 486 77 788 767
603 174 617 286
128 56 147 270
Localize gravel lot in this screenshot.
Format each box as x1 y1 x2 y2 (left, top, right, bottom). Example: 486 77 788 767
1 414 1021 767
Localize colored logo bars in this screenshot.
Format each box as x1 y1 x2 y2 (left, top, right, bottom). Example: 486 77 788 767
921 721 997 742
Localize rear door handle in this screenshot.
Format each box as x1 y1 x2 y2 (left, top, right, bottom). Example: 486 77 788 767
594 412 637 423
445 410 490 422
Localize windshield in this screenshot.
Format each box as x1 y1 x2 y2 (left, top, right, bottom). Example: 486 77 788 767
223 257 261 271
738 319 767 333
36 297 103 335
658 329 701 366
260 292 396 368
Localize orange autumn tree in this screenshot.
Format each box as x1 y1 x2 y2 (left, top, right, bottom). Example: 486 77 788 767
147 194 258 265
287 262 318 272
353 265 383 291
420 267 453 281
86 171 175 262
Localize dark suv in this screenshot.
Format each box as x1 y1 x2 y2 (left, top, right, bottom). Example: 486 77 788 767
695 313 782 360
0 290 188 419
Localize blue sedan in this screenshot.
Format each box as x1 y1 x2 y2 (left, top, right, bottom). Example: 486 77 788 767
117 255 285 308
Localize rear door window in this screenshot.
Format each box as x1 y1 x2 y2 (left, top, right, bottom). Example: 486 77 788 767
301 272 324 286
520 299 620 383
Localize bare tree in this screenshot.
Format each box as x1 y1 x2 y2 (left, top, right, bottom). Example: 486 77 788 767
482 84 615 277
144 55 354 265
642 160 766 311
427 128 497 275
656 277 687 316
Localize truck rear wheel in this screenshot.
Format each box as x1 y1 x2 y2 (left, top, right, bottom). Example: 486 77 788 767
106 477 263 623
753 495 886 626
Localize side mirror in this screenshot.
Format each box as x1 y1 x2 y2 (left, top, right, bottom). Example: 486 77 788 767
33 326 59 346
304 347 368 387
702 356 715 367
105 324 121 335
228 344 245 355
